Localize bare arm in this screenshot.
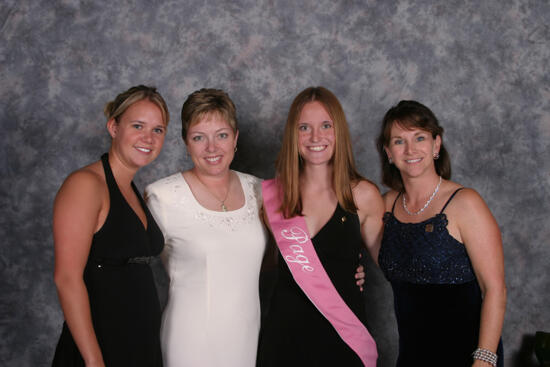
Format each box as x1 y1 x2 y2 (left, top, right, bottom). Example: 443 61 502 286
53 169 106 367
452 189 506 365
354 180 385 265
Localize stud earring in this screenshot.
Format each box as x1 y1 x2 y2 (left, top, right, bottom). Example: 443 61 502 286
433 152 440 160
388 157 393 164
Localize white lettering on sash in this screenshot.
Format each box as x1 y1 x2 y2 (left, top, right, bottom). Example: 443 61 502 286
281 226 314 272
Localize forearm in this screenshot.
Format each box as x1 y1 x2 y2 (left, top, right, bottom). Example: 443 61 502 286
55 277 104 366
477 285 506 352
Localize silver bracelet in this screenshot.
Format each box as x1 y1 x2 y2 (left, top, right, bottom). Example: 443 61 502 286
472 347 497 367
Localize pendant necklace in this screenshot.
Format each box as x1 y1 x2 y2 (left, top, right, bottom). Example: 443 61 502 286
193 171 230 212
402 176 442 216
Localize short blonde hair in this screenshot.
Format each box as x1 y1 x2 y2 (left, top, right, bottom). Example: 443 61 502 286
180 88 237 141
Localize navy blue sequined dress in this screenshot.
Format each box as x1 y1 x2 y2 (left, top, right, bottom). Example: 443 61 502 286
378 189 503 367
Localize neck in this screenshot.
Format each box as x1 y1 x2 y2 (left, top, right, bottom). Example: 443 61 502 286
190 167 231 190
300 163 333 190
107 150 138 188
402 172 441 201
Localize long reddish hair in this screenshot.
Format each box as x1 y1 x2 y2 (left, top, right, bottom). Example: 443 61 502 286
275 86 365 218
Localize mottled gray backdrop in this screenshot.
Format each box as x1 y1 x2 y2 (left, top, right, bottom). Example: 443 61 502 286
1 0 549 366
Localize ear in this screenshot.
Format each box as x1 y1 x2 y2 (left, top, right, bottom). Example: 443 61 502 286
233 129 239 148
384 146 392 161
106 118 118 139
433 135 442 155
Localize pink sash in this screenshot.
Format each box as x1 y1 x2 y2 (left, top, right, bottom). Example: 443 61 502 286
262 179 377 366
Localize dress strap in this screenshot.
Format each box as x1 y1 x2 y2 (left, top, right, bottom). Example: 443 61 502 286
391 192 402 214
439 188 464 214
100 153 117 191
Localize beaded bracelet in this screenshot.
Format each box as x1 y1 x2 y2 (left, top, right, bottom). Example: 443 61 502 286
472 347 498 367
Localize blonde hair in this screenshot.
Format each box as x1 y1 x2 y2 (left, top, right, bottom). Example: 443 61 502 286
276 86 364 218
104 85 169 126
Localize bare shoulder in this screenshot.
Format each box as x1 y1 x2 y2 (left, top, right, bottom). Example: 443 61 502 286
56 161 105 203
447 187 489 212
352 179 381 204
352 179 384 216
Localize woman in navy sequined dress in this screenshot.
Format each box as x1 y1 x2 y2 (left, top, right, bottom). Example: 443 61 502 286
376 101 506 367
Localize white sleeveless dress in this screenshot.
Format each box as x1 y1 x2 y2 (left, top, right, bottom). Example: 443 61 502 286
145 171 267 367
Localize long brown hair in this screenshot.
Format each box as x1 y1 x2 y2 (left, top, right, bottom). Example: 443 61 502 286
275 86 364 218
376 100 451 191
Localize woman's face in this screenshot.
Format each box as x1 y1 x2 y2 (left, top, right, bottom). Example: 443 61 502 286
297 101 335 167
108 99 166 170
384 123 441 179
185 113 238 178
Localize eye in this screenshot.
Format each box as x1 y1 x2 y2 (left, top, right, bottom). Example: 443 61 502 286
132 124 143 130
392 139 403 145
416 136 425 142
322 122 333 129
191 135 203 142
153 127 165 134
218 132 229 139
298 124 309 131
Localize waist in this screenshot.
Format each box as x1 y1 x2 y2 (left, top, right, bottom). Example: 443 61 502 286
89 256 157 266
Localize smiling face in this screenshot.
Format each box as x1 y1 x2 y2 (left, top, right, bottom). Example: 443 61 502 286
108 99 166 170
185 112 238 178
384 122 441 179
297 101 335 166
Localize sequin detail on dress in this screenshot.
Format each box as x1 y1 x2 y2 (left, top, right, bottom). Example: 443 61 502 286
379 212 475 284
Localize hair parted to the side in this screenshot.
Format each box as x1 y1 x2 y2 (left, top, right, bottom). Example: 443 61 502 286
276 86 366 218
180 88 238 141
376 100 451 192
104 85 169 126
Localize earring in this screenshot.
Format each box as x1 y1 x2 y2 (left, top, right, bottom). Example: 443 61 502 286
433 152 440 160
234 146 237 153
388 157 393 164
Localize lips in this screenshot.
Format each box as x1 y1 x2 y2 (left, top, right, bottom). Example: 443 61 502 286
135 147 152 153
405 158 422 163
204 155 222 163
307 145 327 152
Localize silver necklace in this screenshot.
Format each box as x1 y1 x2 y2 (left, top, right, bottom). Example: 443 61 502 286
193 171 230 212
402 176 442 215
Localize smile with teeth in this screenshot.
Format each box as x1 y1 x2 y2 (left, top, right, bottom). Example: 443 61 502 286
405 158 422 163
308 145 327 152
205 156 222 163
136 147 152 153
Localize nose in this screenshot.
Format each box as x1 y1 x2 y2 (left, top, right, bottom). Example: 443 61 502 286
142 129 153 143
310 127 320 142
205 138 216 152
404 141 413 155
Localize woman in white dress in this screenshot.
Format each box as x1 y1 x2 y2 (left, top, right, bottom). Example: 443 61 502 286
145 89 267 367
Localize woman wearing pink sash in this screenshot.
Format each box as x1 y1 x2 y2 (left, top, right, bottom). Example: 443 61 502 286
257 86 384 366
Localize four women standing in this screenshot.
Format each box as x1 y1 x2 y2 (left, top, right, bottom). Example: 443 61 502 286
52 86 505 367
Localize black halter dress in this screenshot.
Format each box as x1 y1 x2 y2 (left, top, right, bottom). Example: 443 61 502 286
52 153 164 366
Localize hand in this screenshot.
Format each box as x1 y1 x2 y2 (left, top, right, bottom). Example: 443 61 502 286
355 263 365 292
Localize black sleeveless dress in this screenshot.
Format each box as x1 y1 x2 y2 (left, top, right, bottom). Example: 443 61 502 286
52 153 164 367
378 189 503 367
257 204 367 366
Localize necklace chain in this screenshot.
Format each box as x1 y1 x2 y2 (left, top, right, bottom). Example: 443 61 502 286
402 176 442 216
192 171 230 212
